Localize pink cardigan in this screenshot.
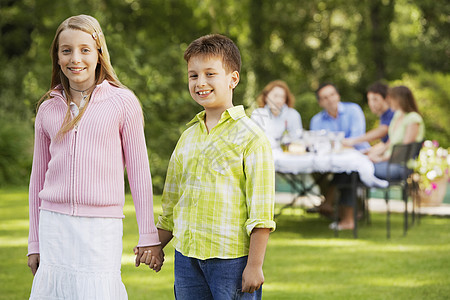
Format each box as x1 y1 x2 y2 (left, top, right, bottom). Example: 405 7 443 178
28 80 160 255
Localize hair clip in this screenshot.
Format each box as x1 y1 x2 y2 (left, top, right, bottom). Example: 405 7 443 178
92 31 103 40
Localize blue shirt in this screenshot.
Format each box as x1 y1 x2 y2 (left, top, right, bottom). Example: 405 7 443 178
379 108 394 143
310 102 370 151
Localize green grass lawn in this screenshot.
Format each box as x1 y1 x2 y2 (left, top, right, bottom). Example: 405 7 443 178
1 188 450 299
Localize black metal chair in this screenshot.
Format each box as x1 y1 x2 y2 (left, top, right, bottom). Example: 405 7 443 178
382 141 423 238
332 142 423 239
408 141 424 225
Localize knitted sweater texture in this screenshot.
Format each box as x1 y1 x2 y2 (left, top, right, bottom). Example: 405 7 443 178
28 80 159 255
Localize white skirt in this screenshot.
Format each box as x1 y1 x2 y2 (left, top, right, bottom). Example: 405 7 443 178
30 210 128 300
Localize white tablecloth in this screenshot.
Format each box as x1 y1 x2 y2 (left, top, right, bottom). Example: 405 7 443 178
273 149 388 188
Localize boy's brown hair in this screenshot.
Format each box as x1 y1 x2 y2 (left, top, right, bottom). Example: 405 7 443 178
184 34 241 74
367 81 388 99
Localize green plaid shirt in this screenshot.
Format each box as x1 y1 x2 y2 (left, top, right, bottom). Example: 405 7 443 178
157 105 276 259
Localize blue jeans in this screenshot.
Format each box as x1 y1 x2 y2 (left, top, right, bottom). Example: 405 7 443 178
174 250 262 300
374 162 409 181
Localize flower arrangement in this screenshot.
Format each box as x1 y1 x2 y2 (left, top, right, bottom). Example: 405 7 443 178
412 140 449 197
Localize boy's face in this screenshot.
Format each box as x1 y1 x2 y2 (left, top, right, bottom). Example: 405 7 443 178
187 55 239 112
367 92 387 116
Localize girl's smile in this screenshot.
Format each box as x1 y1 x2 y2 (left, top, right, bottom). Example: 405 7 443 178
68 67 87 73
58 29 99 91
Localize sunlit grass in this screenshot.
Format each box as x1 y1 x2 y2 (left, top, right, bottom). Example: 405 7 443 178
0 219 29 231
0 237 28 247
1 188 450 299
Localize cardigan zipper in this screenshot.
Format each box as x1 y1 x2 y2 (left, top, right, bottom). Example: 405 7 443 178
64 84 99 215
71 124 78 215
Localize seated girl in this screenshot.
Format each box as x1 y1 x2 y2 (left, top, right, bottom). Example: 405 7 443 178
369 85 425 179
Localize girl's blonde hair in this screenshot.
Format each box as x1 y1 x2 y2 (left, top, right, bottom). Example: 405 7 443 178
256 80 295 108
39 14 124 139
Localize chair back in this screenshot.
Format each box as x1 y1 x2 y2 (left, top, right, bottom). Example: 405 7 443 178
408 141 423 161
387 141 423 181
389 144 411 166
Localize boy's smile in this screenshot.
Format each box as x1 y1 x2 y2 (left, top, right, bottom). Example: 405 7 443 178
187 55 239 114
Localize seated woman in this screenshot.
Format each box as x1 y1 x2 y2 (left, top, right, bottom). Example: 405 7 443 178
369 85 425 179
251 80 302 149
330 85 424 231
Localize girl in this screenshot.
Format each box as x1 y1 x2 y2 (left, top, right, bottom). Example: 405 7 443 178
27 15 162 299
251 80 303 149
369 85 425 179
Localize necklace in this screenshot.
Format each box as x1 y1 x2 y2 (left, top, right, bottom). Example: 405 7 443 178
69 84 95 95
69 85 94 109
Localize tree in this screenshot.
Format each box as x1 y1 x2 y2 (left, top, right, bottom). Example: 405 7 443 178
0 0 448 190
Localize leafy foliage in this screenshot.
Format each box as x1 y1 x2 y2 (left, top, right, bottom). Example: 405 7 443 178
0 0 449 191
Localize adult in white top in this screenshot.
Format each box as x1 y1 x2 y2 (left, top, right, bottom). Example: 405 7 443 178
251 80 302 149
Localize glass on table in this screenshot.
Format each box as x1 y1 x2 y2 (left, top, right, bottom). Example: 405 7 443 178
306 130 330 154
328 131 345 152
315 131 332 154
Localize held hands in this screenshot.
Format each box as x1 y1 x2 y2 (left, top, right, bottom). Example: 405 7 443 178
27 254 40 276
369 153 384 163
367 148 386 163
367 142 388 162
133 245 164 272
342 138 356 147
241 263 264 294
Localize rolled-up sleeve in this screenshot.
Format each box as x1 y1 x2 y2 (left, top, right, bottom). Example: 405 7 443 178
244 136 276 236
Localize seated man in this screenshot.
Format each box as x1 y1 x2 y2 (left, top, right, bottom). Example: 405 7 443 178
342 82 394 150
310 83 370 151
309 83 370 230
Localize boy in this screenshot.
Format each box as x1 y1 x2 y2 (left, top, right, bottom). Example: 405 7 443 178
156 34 276 299
342 81 394 148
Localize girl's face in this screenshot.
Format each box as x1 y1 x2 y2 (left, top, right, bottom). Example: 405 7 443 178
58 29 99 91
388 95 401 111
266 86 287 116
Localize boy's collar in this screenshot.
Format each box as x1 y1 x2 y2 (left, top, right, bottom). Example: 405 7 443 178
226 105 246 120
186 105 246 126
